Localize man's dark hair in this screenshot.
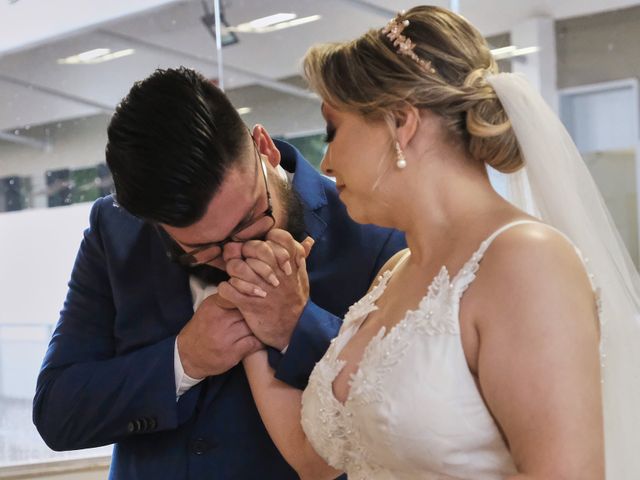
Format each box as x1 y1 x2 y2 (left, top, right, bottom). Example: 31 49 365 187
106 67 248 226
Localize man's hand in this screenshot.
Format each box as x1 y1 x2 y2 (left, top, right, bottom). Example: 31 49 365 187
176 294 263 379
219 229 314 351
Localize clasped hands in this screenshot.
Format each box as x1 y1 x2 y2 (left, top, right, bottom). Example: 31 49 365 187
177 229 314 379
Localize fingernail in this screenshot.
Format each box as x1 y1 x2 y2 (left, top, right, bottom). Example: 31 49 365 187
253 287 267 298
283 261 293 276
269 274 280 287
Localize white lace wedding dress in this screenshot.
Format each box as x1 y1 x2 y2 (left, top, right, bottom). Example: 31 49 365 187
301 221 582 479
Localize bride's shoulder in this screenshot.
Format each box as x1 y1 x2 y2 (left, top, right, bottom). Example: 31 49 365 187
472 221 595 319
483 222 584 273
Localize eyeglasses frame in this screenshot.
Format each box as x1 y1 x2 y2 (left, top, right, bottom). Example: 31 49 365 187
168 134 275 266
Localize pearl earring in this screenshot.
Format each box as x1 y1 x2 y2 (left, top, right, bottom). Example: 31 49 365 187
395 142 407 169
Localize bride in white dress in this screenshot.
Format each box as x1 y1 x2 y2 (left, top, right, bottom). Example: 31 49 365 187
229 6 640 479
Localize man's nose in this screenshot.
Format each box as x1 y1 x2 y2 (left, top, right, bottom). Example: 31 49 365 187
222 241 244 262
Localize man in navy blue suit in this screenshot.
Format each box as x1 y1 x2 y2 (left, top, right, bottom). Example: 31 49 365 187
33 68 404 479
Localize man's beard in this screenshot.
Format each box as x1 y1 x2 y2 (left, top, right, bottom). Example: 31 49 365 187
187 263 230 285
172 176 307 286
276 175 307 242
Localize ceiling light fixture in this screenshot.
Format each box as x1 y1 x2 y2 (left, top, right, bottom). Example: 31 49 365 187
57 48 135 65
268 15 321 31
231 14 321 33
491 45 540 61
248 13 296 29
236 107 252 115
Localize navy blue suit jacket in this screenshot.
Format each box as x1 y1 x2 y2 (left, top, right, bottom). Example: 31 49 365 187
33 141 405 479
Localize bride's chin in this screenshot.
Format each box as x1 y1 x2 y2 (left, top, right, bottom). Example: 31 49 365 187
344 204 364 223
344 203 376 226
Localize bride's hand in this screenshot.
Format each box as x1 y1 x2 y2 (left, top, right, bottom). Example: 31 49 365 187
218 231 315 350
221 231 314 299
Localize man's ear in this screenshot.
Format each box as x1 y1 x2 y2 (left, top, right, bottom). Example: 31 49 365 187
394 105 420 149
252 124 281 167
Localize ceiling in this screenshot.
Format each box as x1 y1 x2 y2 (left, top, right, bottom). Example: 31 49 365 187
1 0 639 138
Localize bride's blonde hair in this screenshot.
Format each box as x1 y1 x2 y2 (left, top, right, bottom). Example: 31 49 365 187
303 5 523 174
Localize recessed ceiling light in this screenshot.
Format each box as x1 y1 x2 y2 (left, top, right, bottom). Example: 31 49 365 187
231 13 321 33
269 15 321 31
57 48 135 65
249 13 297 29
236 107 252 115
491 45 540 60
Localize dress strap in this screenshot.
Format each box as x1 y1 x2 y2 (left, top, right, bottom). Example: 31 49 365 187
454 219 599 313
453 220 542 294
476 219 587 263
389 249 412 277
475 219 542 257
457 219 593 289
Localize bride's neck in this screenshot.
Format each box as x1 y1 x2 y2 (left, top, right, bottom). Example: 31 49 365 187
399 163 505 266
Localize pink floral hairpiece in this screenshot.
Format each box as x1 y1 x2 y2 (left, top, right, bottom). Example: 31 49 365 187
381 11 436 74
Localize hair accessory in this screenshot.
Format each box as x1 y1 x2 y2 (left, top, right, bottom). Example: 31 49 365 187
382 12 436 74
395 142 407 169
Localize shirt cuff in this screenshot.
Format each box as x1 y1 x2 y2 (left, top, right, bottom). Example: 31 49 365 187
174 338 204 399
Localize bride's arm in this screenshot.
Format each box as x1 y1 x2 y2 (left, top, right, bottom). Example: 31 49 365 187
473 227 604 480
232 245 408 479
242 350 342 480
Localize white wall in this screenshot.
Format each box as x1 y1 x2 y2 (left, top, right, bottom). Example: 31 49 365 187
0 202 92 398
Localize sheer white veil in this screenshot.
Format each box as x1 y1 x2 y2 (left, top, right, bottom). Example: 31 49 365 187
487 72 640 478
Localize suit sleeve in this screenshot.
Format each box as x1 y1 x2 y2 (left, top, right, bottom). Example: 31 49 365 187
269 300 342 390
33 198 200 451
269 229 406 390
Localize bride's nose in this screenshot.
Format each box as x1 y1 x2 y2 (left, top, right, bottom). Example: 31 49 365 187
320 149 333 176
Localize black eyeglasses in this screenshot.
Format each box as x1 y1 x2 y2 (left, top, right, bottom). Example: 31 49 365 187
163 137 275 267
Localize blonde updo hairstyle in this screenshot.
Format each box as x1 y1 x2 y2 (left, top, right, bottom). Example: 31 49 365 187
303 5 523 173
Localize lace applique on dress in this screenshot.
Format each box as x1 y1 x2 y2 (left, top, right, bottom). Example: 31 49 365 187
341 271 393 332
301 270 394 472
301 221 561 479
581 256 606 371
348 265 465 407
301 355 348 468
302 346 384 476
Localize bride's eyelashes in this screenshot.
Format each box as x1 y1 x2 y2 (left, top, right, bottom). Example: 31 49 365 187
323 124 336 143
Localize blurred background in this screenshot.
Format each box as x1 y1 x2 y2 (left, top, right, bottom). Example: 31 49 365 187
1 0 639 478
